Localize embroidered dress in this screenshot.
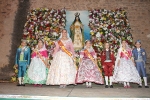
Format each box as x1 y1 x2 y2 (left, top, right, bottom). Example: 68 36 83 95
76 49 104 84
24 49 48 84
113 48 141 84
46 39 77 85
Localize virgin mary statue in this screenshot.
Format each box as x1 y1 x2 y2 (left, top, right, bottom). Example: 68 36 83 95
70 12 84 50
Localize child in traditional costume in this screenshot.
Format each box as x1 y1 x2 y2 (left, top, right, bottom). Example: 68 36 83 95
113 40 141 88
24 39 48 87
76 40 104 88
46 29 77 88
101 42 115 88
132 40 149 88
15 39 30 86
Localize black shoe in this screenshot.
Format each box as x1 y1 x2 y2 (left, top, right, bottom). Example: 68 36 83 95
105 85 108 88
138 85 142 88
21 84 25 86
110 85 113 88
17 84 21 86
145 86 149 88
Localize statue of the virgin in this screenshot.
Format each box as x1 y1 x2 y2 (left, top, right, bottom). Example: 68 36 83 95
70 12 84 50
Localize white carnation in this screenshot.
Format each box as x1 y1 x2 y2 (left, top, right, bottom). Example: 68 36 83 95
96 32 101 38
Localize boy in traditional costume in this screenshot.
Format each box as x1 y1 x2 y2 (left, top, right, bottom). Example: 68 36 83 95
132 40 149 88
15 39 30 86
101 42 115 88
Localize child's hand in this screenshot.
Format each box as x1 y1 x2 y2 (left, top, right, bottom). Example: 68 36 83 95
112 65 114 68
102 66 105 68
47 64 50 69
15 64 18 68
117 60 120 66
33 49 38 53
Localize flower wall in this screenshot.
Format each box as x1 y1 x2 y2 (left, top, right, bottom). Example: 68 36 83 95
23 8 66 55
89 8 133 58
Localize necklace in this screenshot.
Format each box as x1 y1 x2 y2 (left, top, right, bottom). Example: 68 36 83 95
62 37 68 40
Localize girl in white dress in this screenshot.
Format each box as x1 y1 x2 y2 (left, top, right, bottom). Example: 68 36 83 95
113 40 141 88
24 39 48 86
46 29 77 88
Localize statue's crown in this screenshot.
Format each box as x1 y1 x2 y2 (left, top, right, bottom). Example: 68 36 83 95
75 12 80 17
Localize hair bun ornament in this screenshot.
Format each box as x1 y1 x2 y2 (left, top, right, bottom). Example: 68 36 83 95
38 38 45 43
85 40 91 44
85 40 88 42
85 40 88 44
21 39 27 43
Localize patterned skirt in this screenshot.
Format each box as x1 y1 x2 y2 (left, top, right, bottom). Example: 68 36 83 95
46 51 77 85
76 58 104 84
113 58 141 84
24 57 48 84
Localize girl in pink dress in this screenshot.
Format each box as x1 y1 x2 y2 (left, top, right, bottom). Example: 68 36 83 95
76 40 104 88
113 40 141 88
46 29 77 88
24 39 48 86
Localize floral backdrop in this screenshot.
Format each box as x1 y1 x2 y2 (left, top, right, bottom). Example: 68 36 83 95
11 8 66 82
89 8 133 58
11 8 133 82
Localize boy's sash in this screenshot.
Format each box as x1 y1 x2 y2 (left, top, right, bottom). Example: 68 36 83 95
84 49 102 74
58 40 77 69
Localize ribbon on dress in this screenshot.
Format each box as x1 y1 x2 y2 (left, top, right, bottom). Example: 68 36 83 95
84 49 102 74
58 40 78 70
34 50 48 68
122 48 131 59
58 40 73 57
